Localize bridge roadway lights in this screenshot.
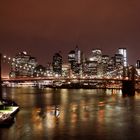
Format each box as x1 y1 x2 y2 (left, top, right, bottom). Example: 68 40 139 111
122 80 135 96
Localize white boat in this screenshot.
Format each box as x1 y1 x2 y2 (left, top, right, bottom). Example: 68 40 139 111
0 112 14 126
0 99 19 126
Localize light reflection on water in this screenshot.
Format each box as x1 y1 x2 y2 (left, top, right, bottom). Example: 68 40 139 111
0 87 140 140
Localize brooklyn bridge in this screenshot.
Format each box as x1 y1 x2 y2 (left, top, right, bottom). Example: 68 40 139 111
0 53 140 97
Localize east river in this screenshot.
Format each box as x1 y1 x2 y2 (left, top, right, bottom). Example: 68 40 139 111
0 87 140 140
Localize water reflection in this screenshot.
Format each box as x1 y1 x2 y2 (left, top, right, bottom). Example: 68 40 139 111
0 87 140 140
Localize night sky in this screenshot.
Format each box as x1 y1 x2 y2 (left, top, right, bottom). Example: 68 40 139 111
1 0 140 67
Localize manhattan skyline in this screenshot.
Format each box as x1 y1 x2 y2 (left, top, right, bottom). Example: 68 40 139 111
1 0 140 65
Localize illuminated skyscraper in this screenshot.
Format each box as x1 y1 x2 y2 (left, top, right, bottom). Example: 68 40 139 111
102 55 110 74
90 49 102 63
83 60 98 76
75 45 82 64
136 60 140 69
86 49 102 76
108 57 115 72
118 48 127 67
68 50 76 63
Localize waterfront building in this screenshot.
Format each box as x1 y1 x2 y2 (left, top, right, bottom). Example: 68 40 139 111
10 51 37 77
33 65 46 77
52 52 62 76
45 63 53 77
62 63 71 77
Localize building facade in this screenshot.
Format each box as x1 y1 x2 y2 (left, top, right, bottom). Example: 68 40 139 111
118 48 127 67
68 46 82 75
52 52 63 76
10 51 37 77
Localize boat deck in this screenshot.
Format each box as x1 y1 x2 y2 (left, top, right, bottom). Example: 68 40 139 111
0 106 19 116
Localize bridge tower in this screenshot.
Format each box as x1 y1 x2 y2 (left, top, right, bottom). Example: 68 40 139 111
122 65 135 96
0 53 2 99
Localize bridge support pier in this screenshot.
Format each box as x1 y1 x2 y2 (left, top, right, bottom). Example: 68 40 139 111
122 66 135 96
122 80 135 96
0 53 2 99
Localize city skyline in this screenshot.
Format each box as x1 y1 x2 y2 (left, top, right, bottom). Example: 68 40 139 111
1 0 140 66
0 46 138 77
1 47 135 78
0 45 139 65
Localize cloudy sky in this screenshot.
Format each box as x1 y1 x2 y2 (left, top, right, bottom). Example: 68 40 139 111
1 0 140 67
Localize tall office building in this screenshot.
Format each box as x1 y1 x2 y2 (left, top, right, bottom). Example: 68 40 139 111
136 60 140 69
102 55 110 74
106 57 115 73
90 49 102 63
83 60 98 76
86 49 102 76
68 50 76 63
118 48 127 67
114 53 123 68
68 46 82 75
102 55 109 64
75 45 82 64
52 52 62 75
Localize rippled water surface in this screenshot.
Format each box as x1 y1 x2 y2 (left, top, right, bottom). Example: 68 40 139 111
0 87 140 140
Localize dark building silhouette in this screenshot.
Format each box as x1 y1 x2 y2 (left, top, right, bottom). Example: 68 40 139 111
33 65 46 77
52 52 62 75
114 53 123 68
136 60 140 69
68 45 82 75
